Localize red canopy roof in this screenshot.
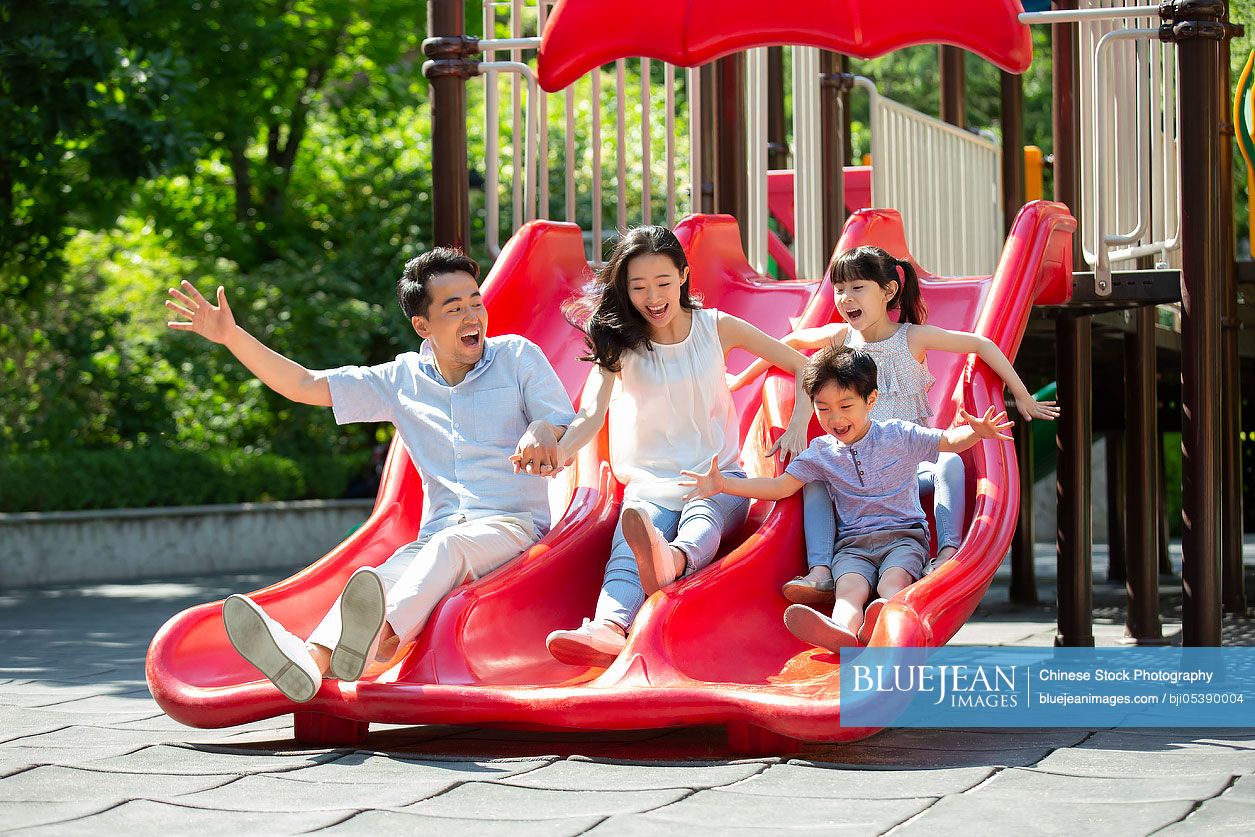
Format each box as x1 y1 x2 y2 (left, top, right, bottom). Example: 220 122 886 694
538 0 1033 92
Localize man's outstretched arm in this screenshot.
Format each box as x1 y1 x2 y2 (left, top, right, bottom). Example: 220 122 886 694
167 281 332 407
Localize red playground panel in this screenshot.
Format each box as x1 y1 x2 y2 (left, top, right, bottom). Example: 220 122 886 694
538 0 1033 92
146 205 1074 751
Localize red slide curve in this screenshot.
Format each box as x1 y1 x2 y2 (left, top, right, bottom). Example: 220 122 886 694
146 203 1073 750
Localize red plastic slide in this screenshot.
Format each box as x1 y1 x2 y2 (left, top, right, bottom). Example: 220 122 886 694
147 203 1073 750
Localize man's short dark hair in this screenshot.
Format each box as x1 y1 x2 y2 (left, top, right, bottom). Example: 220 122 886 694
397 248 480 318
803 346 878 400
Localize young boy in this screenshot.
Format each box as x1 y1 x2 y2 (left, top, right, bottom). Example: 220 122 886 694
680 345 1012 652
166 248 576 701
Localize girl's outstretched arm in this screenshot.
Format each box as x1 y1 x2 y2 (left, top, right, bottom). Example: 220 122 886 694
552 363 615 466
726 325 841 392
908 325 1061 421
718 314 815 457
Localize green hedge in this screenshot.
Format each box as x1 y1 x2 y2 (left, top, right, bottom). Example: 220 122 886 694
0 448 370 513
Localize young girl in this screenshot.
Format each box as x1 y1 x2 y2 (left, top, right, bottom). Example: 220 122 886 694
543 225 814 667
730 245 1058 603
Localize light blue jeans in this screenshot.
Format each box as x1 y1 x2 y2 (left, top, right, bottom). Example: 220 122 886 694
595 478 751 629
803 453 966 569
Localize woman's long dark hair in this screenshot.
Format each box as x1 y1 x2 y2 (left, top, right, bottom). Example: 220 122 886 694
562 225 701 371
827 245 927 325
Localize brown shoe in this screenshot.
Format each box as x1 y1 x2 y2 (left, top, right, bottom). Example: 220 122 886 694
781 576 836 605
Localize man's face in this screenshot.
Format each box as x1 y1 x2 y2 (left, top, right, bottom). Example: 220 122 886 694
411 271 489 369
812 380 878 443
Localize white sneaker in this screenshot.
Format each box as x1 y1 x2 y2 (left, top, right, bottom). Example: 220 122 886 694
328 567 387 682
546 619 627 667
222 595 321 703
623 504 679 596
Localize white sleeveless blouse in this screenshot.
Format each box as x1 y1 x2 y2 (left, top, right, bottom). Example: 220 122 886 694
843 323 935 425
609 307 742 510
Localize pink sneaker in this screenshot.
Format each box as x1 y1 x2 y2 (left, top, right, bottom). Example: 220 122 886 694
623 504 678 596
858 598 888 645
783 604 859 653
546 619 627 667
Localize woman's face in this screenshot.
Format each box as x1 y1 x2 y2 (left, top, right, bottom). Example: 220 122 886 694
625 252 687 332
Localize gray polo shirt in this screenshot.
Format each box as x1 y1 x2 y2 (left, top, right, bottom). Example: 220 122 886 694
786 419 943 538
316 335 576 537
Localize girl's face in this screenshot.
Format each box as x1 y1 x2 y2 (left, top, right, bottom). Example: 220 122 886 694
832 275 897 332
625 253 687 331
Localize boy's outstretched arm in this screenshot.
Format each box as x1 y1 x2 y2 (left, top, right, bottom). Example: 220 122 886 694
911 325 1060 421
679 455 805 502
939 406 1015 454
166 282 332 407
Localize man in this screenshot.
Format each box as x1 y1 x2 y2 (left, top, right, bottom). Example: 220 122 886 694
166 248 574 701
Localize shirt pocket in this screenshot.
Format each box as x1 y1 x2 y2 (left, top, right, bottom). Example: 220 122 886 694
473 386 529 446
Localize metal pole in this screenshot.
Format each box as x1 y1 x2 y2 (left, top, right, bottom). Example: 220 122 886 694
700 63 718 215
1220 36 1248 615
820 52 848 260
1177 4 1227 647
767 47 789 170
1010 413 1039 604
1002 65 1037 605
716 53 749 248
1125 308 1167 643
940 46 966 128
1052 0 1094 647
1106 431 1128 584
424 0 472 251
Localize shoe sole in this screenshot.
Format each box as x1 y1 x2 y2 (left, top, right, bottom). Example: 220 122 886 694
546 634 620 668
858 599 887 645
329 569 387 682
623 507 672 596
784 605 859 653
782 579 837 605
222 596 317 703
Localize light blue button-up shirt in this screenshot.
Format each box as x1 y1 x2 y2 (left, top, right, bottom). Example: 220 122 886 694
318 335 576 537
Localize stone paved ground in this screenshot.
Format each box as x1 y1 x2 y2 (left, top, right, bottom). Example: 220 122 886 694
2 543 1254 835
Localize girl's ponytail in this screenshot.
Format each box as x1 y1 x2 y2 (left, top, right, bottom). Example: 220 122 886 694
892 258 928 324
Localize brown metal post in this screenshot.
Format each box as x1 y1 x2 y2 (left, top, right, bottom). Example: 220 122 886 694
700 63 718 215
424 0 472 251
1176 3 1228 646
1106 431 1128 584
1002 65 1037 604
714 53 748 243
767 48 789 170
820 51 848 259
1125 308 1167 643
940 46 966 127
1220 37 1248 615
1052 0 1094 646
1010 413 1039 604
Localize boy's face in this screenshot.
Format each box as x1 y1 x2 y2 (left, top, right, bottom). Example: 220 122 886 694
812 381 878 444
411 271 489 369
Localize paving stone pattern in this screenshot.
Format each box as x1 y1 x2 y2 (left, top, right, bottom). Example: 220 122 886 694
1 565 1253 834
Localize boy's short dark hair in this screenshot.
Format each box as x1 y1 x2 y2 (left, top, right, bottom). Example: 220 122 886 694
803 346 878 400
397 248 480 318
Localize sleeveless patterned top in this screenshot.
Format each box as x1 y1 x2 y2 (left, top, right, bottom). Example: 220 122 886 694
842 323 935 425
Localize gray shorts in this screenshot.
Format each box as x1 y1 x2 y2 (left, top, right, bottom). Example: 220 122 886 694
830 526 930 588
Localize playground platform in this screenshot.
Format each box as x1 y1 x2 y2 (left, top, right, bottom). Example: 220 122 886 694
2 543 1253 834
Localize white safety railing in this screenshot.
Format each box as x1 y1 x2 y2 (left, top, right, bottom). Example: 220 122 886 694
1021 1 1182 295
854 77 1004 277
478 0 699 263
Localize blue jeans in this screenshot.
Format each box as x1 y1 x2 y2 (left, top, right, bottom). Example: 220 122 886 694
803 453 966 569
595 481 751 628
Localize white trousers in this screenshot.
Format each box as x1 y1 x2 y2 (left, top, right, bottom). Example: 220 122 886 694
306 514 538 650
